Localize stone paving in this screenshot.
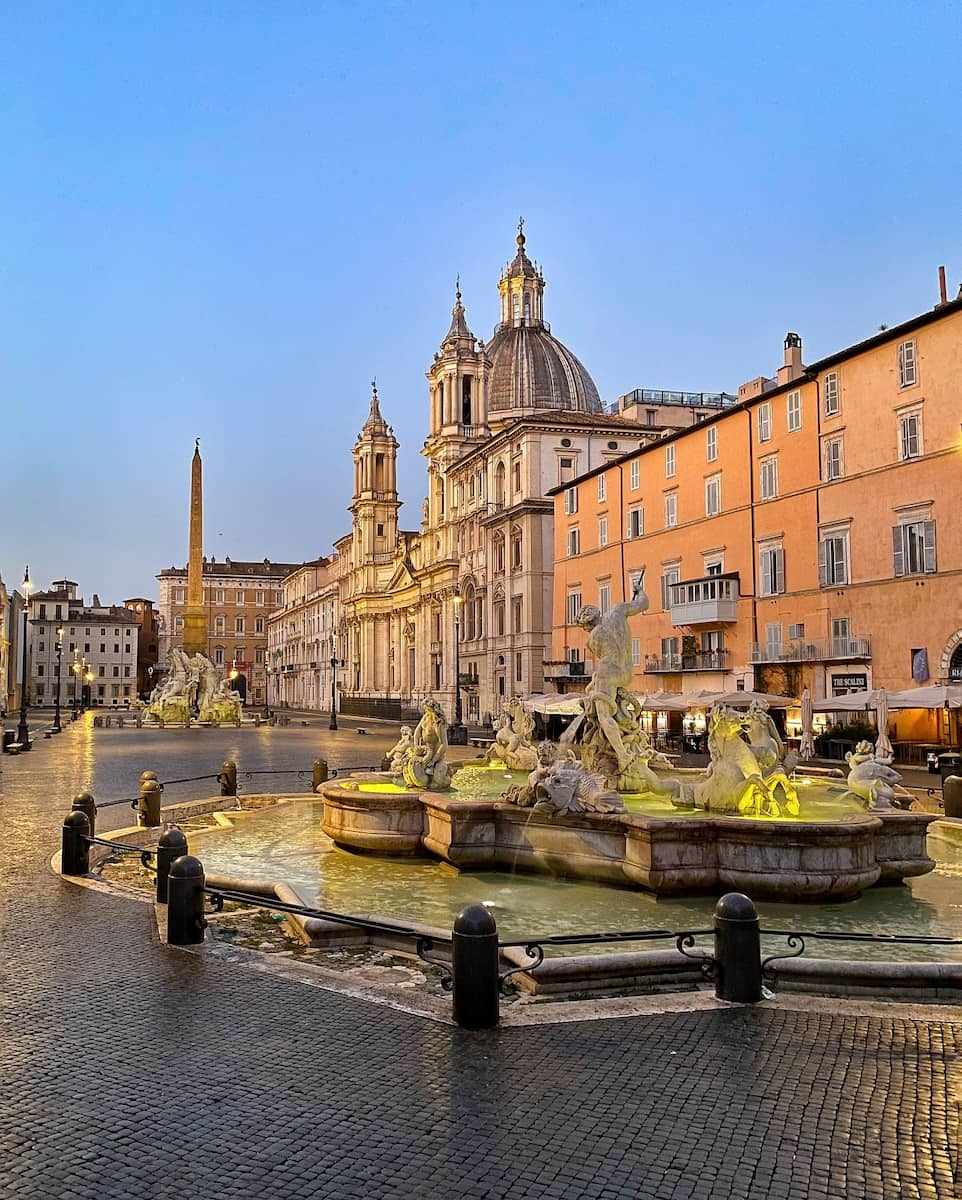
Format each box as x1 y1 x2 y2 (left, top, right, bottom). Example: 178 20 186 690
0 715 958 1199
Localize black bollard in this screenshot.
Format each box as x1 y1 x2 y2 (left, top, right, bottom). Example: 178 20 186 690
219 760 237 797
138 778 162 828
713 892 762 1003
166 855 207 945
155 827 189 904
312 759 328 791
61 811 91 876
72 792 97 840
452 904 500 1030
943 775 962 819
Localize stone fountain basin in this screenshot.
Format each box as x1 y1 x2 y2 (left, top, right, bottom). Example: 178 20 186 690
318 779 935 900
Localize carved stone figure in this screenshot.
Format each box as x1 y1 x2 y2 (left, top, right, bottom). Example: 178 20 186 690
845 740 904 809
692 705 799 817
387 725 413 773
400 699 452 790
484 697 538 771
145 648 241 726
504 741 624 815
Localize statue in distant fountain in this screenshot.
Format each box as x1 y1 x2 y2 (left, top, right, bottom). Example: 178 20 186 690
844 740 905 810
386 725 413 773
144 648 242 726
399 699 452 790
484 697 538 771
504 741 625 816
690 705 799 817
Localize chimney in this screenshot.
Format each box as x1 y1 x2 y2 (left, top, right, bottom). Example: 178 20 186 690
777 332 804 386
937 265 948 306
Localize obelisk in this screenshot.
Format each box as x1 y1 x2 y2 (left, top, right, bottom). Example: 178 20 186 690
182 439 207 655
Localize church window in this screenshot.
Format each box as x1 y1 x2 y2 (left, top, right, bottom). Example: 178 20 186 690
513 294 520 320
512 598 523 633
495 463 506 505
511 535 523 569
377 524 384 537
461 376 472 425
495 601 505 635
523 294 531 321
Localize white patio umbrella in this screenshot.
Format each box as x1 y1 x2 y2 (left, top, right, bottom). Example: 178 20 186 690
812 689 879 712
885 685 962 710
702 690 798 709
638 691 690 712
523 692 586 716
799 687 815 760
874 689 894 759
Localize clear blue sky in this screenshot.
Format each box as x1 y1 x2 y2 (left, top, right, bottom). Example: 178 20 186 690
2 1 961 601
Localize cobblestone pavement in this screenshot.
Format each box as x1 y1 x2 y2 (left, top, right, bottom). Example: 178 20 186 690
0 716 959 1199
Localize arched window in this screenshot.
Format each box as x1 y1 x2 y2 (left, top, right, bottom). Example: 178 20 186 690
950 644 962 681
512 294 520 320
523 294 531 321
495 462 506 505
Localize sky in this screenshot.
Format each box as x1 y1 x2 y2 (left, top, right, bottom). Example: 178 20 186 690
2 1 961 602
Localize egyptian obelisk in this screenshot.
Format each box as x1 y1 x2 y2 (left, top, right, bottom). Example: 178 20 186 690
182 439 207 655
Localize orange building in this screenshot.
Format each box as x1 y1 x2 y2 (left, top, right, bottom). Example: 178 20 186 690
550 285 962 742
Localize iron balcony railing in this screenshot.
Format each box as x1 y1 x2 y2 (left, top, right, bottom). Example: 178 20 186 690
750 637 872 664
543 660 588 679
644 650 730 673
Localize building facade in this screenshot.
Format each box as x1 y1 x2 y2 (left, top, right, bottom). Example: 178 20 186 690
26 580 141 706
157 558 299 705
123 598 160 697
551 288 962 741
334 229 676 723
266 558 338 712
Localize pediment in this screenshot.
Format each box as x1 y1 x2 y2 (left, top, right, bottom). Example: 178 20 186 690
386 556 418 591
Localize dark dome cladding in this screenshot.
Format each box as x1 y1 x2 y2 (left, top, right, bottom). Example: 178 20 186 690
485 324 603 414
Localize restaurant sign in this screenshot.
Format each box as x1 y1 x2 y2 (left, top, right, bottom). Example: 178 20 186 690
832 673 868 694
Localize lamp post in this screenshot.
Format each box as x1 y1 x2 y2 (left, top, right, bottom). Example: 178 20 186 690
16 567 32 749
72 655 81 718
85 668 94 710
329 629 339 731
52 625 64 733
448 591 467 745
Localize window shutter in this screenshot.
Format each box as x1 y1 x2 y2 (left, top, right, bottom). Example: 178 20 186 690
923 520 937 573
892 525 904 577
774 548 785 594
760 550 772 596
818 539 827 587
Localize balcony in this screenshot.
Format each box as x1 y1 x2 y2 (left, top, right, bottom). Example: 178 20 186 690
543 659 589 682
669 573 740 628
644 650 731 673
750 637 872 664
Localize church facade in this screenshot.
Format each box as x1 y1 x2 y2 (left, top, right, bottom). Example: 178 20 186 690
336 227 664 723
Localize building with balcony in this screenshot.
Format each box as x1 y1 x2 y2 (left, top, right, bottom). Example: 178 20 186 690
266 557 338 713
550 275 962 716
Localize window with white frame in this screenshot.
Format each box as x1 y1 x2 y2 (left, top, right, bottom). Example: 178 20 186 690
628 570 644 597
760 456 778 500
564 486 579 514
626 507 644 538
235 617 245 634
597 475 606 502
706 426 718 462
631 638 641 667
818 529 850 586
598 517 608 547
788 622 805 640
787 390 802 432
566 592 582 624
899 410 922 460
660 566 680 610
566 528 580 557
705 474 721 517
898 340 917 388
629 460 640 490
824 372 840 416
598 583 611 615
215 589 225 604
665 444 676 478
664 493 677 528
757 403 772 443
824 437 843 480
759 544 785 596
893 518 936 576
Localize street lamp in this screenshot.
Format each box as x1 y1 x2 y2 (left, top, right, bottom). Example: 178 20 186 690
448 590 467 745
52 625 64 733
16 567 32 750
85 668 94 710
329 630 339 731
72 654 82 718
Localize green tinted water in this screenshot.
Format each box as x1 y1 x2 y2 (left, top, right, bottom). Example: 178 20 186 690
192 799 962 962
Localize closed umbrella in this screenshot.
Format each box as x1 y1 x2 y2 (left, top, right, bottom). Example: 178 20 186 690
874 689 893 759
799 687 815 760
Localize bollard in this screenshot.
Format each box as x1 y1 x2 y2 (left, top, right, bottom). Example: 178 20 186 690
944 775 962 819
166 855 207 945
713 892 762 1003
451 904 500 1030
72 791 97 840
138 778 162 828
61 810 91 876
312 759 328 790
219 760 238 797
155 827 189 903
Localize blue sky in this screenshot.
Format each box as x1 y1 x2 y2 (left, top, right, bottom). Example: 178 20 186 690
2 1 961 600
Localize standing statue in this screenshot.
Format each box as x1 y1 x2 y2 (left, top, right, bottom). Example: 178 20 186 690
400 699 453 790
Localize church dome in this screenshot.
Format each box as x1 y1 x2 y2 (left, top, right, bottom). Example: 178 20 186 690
485 223 603 416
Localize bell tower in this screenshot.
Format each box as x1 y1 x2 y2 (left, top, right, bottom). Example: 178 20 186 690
350 382 400 578
426 279 489 440
497 217 545 329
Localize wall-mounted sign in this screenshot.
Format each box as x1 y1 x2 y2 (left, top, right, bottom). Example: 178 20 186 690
832 673 867 694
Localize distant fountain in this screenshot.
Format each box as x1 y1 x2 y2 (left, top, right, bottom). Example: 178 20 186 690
144 648 242 726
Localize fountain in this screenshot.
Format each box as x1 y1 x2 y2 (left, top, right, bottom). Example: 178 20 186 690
318 581 935 901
